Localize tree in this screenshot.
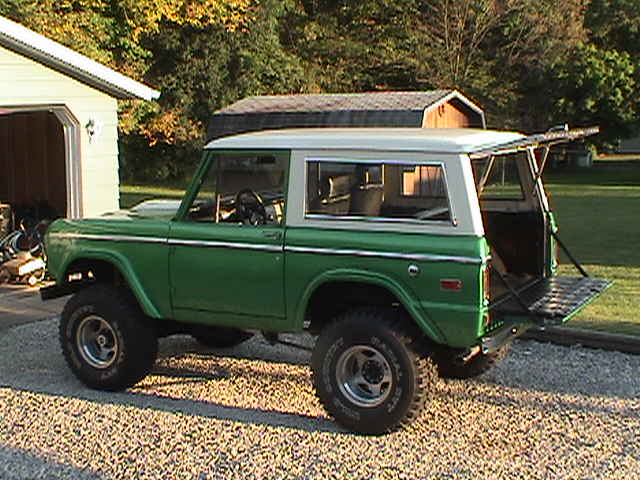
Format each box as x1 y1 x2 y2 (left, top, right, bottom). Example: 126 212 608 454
552 44 637 145
283 0 588 129
121 0 310 181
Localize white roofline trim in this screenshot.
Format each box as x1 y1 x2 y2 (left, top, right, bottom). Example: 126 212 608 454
204 127 525 153
0 15 160 101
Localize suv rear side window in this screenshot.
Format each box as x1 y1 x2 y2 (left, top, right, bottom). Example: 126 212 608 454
306 160 452 223
472 152 526 200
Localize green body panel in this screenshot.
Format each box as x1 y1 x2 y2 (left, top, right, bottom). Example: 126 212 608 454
284 227 488 347
46 218 171 318
168 221 286 329
47 214 490 346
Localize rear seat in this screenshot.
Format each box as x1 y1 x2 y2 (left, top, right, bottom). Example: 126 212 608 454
317 175 352 215
350 184 383 216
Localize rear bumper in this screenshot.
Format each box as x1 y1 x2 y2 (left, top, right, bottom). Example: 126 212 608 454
480 322 527 354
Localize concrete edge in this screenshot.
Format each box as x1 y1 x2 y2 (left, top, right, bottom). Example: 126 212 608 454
520 326 640 355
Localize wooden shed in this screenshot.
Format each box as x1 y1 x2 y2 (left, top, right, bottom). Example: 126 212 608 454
0 15 159 221
207 90 485 141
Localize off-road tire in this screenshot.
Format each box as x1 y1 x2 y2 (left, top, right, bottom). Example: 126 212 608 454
434 344 510 379
192 327 253 349
311 308 437 435
59 284 158 391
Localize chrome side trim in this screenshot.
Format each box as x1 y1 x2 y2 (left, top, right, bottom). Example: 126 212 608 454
285 245 483 265
49 233 282 253
304 213 454 226
50 233 167 244
168 239 282 252
51 233 481 261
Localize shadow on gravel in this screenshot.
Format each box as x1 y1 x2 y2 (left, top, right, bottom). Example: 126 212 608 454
3 320 638 438
0 445 103 480
1 325 343 435
156 335 313 368
150 355 312 386
5 385 344 435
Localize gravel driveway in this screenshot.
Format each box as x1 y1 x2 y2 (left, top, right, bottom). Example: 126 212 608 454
0 318 638 480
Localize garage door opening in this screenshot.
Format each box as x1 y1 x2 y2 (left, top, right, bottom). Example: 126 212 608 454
0 105 81 228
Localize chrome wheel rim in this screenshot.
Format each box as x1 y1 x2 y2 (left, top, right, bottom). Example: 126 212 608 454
76 315 118 369
336 345 393 408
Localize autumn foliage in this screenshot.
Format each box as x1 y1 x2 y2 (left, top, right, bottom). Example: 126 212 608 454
1 0 638 181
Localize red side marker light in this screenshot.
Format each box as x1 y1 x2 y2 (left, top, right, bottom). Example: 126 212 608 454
440 279 463 291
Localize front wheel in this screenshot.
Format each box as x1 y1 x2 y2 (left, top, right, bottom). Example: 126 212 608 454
311 308 437 435
59 284 158 391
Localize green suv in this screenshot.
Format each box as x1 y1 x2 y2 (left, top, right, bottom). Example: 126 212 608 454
42 127 610 434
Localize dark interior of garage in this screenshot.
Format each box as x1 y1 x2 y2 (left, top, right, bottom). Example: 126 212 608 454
0 111 66 235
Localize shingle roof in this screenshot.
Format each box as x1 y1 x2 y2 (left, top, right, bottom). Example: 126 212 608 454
217 91 453 114
0 15 159 101
207 90 485 141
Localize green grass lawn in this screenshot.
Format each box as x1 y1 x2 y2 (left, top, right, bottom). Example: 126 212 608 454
120 184 187 209
545 158 640 336
119 156 640 336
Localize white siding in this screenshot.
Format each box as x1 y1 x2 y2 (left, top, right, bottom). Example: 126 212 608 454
0 46 120 217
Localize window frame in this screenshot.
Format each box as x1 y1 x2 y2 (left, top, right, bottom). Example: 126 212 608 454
303 156 456 227
472 151 527 202
174 149 290 226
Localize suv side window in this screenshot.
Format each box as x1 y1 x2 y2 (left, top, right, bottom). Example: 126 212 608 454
472 152 526 200
187 152 288 225
306 160 452 223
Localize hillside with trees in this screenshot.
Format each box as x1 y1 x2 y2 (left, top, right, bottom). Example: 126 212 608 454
1 0 638 182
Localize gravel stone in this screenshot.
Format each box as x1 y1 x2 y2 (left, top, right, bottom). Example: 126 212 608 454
0 318 639 479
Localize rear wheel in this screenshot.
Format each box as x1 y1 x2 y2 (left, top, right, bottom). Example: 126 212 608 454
434 345 509 379
59 284 158 391
311 308 437 435
192 326 253 349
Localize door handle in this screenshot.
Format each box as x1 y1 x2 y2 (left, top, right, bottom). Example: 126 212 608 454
262 231 282 240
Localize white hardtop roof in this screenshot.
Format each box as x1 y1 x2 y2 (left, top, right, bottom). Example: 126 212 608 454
0 15 160 101
204 127 525 154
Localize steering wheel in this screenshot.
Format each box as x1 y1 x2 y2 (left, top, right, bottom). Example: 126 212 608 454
235 189 267 225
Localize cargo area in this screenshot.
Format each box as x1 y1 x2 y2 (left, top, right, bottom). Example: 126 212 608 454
472 148 612 324
472 150 547 300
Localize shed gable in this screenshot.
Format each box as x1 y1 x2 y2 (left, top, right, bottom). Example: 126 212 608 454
207 91 485 141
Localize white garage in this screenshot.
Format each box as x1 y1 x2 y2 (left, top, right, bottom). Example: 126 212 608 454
0 15 159 223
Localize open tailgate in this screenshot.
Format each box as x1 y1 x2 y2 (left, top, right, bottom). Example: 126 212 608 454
490 276 612 324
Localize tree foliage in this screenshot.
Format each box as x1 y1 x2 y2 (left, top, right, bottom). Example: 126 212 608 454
552 44 637 144
0 0 638 179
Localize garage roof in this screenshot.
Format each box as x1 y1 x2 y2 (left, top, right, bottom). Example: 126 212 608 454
0 15 160 101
